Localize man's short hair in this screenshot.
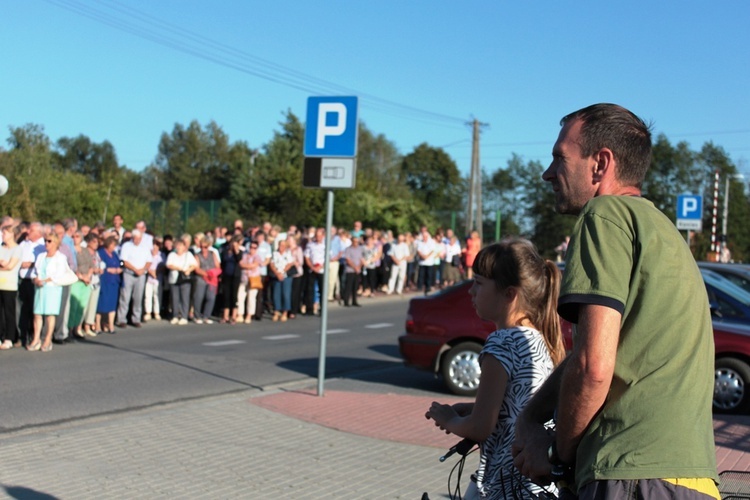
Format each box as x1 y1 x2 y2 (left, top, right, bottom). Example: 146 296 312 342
561 103 652 187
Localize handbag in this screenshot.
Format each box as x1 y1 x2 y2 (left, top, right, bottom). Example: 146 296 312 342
55 266 79 286
452 255 461 267
287 266 299 277
249 275 263 289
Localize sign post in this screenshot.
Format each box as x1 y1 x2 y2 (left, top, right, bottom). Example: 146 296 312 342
304 96 358 396
676 194 703 247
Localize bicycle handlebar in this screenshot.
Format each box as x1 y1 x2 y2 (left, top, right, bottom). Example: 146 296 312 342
439 438 477 462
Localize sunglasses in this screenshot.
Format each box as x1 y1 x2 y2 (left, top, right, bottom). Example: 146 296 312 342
45 239 54 243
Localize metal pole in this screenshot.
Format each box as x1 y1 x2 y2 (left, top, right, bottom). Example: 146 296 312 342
711 171 719 261
317 190 334 396
495 209 501 242
721 176 729 260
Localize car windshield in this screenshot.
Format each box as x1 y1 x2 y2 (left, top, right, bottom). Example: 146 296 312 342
701 268 750 306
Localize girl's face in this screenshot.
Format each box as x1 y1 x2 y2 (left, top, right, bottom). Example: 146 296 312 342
468 274 511 327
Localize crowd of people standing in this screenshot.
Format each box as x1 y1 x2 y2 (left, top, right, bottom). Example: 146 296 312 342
0 214 478 352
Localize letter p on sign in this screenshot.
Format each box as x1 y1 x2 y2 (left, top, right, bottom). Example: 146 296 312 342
304 96 358 158
316 103 347 148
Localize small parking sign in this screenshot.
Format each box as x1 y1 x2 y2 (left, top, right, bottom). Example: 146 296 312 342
677 194 703 231
304 96 358 158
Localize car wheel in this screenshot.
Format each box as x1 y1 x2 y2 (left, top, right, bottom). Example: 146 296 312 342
442 342 482 397
714 358 750 414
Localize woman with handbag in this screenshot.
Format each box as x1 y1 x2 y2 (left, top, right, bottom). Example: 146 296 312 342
166 239 197 325
80 234 103 336
193 235 221 325
219 235 244 325
68 230 93 339
28 233 74 352
269 239 295 322
287 236 304 319
238 241 263 324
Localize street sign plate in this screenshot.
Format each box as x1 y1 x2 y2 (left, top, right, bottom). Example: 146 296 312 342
304 96 358 158
303 157 356 189
677 219 703 231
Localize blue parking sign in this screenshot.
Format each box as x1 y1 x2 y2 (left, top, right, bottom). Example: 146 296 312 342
304 96 358 157
677 195 702 219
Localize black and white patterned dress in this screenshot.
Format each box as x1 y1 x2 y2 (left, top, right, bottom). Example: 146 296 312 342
476 327 557 499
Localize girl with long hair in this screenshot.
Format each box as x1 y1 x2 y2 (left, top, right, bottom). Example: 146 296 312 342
426 237 565 499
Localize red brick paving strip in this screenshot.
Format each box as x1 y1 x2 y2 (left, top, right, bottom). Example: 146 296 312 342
251 389 461 449
253 390 750 473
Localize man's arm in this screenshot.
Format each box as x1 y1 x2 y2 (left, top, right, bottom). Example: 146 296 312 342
512 357 567 484
555 304 620 463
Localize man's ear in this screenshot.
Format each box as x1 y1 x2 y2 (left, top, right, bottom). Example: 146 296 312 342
592 148 615 183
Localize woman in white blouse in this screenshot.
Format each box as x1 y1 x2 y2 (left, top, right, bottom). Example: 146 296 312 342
269 239 295 322
166 239 197 325
29 233 73 352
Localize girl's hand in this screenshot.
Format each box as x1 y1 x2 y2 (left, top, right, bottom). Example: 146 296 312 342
425 402 458 434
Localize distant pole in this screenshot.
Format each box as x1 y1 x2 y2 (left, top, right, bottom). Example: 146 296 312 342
466 119 488 240
495 209 501 242
721 176 729 259
711 171 719 261
472 120 483 242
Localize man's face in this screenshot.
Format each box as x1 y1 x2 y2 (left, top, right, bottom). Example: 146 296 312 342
28 225 41 240
316 229 326 242
542 119 598 215
136 221 146 234
113 215 123 228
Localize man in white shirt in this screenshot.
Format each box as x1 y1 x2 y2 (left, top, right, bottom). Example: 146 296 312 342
327 226 343 302
109 214 125 244
387 233 410 295
416 227 437 295
304 227 326 315
116 229 152 328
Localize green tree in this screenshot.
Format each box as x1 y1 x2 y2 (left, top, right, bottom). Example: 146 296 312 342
693 143 749 261
249 111 326 227
400 143 464 213
642 135 702 220
55 135 120 183
153 120 247 201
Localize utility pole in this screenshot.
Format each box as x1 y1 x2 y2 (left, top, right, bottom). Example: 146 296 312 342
466 119 488 240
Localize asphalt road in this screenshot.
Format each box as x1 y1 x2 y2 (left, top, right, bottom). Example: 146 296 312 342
0 296 442 434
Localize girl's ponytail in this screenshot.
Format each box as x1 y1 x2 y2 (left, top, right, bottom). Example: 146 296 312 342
540 260 566 366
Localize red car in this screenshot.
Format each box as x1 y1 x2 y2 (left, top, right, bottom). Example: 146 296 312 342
399 280 750 414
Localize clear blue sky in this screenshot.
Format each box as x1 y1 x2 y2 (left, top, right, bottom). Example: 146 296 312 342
2 0 749 176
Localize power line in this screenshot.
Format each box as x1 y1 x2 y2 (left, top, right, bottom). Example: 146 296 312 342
44 0 467 128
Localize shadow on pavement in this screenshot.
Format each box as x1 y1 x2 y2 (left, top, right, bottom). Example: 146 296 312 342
277 356 451 396
2 485 60 499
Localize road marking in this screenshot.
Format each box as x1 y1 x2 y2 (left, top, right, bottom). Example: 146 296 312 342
322 329 349 334
365 323 393 329
263 334 301 340
203 340 246 347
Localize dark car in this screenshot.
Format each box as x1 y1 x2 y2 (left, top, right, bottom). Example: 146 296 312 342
399 278 750 414
701 268 750 325
698 262 750 294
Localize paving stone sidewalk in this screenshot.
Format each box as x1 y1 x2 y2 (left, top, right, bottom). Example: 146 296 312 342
0 380 747 499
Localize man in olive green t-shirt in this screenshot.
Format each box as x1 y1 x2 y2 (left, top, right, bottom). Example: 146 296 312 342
512 104 718 499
